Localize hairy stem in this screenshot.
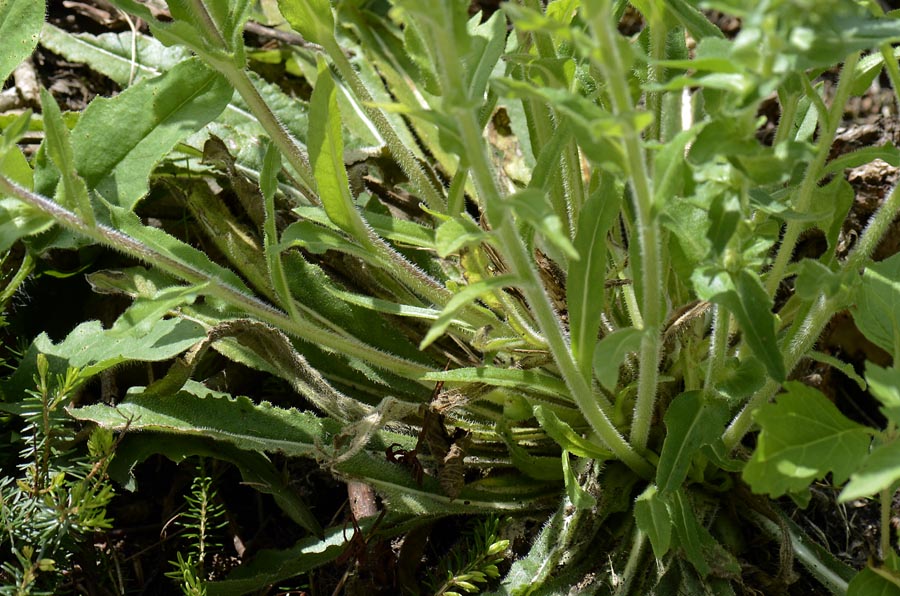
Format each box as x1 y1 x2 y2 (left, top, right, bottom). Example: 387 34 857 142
764 52 861 297
0 175 433 379
587 0 662 451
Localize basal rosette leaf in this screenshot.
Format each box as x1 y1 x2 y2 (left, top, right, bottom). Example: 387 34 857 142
743 382 872 497
0 0 45 84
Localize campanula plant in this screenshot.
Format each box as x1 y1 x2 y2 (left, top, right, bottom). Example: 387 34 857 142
3 0 900 593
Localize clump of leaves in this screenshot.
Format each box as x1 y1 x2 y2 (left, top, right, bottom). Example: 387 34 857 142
5 0 900 593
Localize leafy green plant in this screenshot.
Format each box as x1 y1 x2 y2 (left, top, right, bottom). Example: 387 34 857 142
5 0 900 593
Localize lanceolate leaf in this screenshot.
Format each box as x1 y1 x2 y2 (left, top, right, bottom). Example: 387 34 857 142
420 275 517 349
70 58 232 210
562 451 597 509
533 405 612 460
308 56 370 244
692 268 785 382
657 391 730 494
421 366 570 398
592 327 643 392
568 177 621 381
743 382 872 497
853 252 900 356
0 0 45 84
634 485 673 559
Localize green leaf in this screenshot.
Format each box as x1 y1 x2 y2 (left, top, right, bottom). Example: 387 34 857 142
669 490 710 576
865 362 900 425
840 441 900 502
692 268 785 382
592 327 643 392
435 217 491 257
853 252 900 356
504 188 578 261
533 405 612 460
39 88 95 226
277 0 334 47
110 429 322 536
743 382 872 497
568 177 621 381
279 220 371 262
3 317 205 403
562 451 596 509
70 57 232 209
421 367 570 399
0 0 44 84
657 391 729 494
847 568 900 596
420 275 518 349
634 485 673 559
308 55 369 243
498 423 562 482
38 24 192 87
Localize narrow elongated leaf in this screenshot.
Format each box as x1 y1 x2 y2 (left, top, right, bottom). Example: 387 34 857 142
0 0 44 84
533 405 612 460
847 568 900 596
39 88 95 226
669 490 710 576
692 268 785 382
593 327 643 392
853 252 900 356
743 382 872 497
562 451 596 509
421 367 570 398
568 178 621 380
634 485 673 559
420 275 518 349
657 391 730 494
70 58 232 210
307 56 369 243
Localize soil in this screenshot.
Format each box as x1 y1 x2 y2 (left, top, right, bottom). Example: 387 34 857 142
3 1 900 595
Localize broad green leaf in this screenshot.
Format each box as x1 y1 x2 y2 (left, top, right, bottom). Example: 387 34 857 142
3 317 205 403
847 568 900 596
307 56 369 243
39 88 95 226
865 362 900 424
592 327 643 392
840 441 900 502
277 0 335 47
634 485 673 559
420 275 518 349
421 367 570 399
692 268 785 382
853 252 900 356
568 178 621 381
464 11 508 102
109 429 322 536
715 357 766 399
743 382 872 497
657 391 729 494
533 405 612 460
38 24 192 86
70 58 232 210
562 451 597 509
653 126 703 209
706 193 740 256
0 0 44 84
435 217 491 257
